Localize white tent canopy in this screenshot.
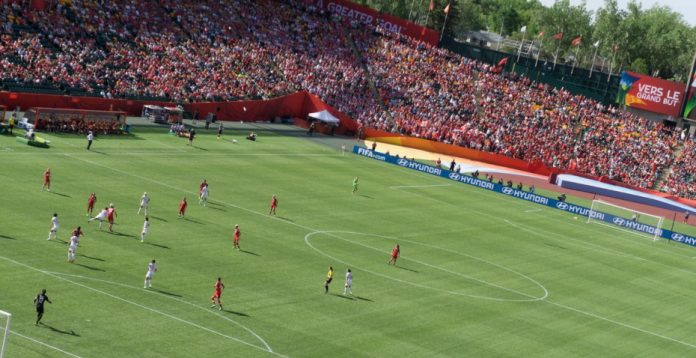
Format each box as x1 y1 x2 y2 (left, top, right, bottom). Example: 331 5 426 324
308 110 340 124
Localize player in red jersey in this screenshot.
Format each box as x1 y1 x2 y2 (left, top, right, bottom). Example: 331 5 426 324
210 277 225 310
178 197 188 218
42 168 51 191
107 204 117 232
233 225 241 250
86 193 97 216
269 194 278 215
388 244 400 265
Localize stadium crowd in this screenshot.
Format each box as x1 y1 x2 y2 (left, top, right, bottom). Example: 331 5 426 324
662 140 696 199
0 0 687 195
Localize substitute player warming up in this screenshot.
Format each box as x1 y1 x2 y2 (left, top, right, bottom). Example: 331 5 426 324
210 277 225 310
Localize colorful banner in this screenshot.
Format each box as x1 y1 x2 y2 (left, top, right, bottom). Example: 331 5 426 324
684 73 696 119
353 146 696 247
616 71 685 117
316 0 440 46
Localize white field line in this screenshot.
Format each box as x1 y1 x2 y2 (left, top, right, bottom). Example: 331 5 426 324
5 151 339 157
9 331 84 358
61 145 696 350
523 209 542 213
389 184 451 189
304 231 547 302
0 256 285 357
44 271 272 352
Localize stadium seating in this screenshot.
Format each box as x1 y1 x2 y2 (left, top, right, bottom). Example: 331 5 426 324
0 0 685 195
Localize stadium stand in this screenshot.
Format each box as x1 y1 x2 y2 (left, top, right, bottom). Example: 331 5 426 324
0 0 685 195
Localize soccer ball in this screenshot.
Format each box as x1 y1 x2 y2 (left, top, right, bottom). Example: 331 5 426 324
232 139 238 143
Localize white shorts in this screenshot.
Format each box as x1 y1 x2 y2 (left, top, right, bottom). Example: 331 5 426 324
345 280 352 287
145 272 155 279
140 203 148 208
95 214 106 221
142 229 148 235
51 226 59 232
69 245 77 253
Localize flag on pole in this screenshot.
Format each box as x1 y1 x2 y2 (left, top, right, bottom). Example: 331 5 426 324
429 0 434 12
593 40 600 47
444 3 450 14
497 57 509 67
571 36 582 46
520 26 527 33
537 31 545 38
552 32 563 41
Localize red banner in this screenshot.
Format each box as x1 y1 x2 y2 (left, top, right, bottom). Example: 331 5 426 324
617 71 685 117
317 0 440 46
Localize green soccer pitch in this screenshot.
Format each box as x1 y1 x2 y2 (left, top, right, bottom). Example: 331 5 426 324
2 124 696 357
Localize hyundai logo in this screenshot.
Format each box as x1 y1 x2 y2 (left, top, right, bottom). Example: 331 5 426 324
449 173 461 181
397 159 409 166
502 187 514 195
556 202 568 210
671 233 685 241
613 218 625 226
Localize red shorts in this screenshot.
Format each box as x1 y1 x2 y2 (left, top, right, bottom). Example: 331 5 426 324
44 179 50 184
212 290 221 298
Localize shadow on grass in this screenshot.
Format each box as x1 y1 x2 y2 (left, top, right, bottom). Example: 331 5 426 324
109 231 137 238
240 250 260 256
276 216 294 222
75 263 105 272
182 217 203 224
355 296 373 302
195 146 209 151
150 216 168 222
50 191 71 198
87 150 107 155
0 234 16 240
222 309 250 317
208 206 226 212
152 289 182 298
144 242 170 249
79 254 105 262
394 265 419 273
358 194 373 199
331 293 354 300
42 324 80 337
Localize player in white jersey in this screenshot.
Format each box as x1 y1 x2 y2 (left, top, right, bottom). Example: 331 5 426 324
199 185 209 206
344 268 353 295
47 213 59 241
144 259 157 288
137 192 150 215
88 207 109 230
141 217 150 242
67 235 80 263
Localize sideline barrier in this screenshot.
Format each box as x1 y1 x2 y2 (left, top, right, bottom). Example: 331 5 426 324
353 146 696 247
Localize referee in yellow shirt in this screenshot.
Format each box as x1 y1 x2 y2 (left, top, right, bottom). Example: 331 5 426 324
324 266 333 294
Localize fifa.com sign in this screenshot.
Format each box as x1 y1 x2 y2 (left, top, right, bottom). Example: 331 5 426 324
353 146 696 247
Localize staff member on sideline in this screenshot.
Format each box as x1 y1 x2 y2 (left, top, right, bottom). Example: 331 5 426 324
86 130 94 150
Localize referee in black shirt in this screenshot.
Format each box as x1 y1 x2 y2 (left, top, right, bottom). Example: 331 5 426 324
33 289 52 325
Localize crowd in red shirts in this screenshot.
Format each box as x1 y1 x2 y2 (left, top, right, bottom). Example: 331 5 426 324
662 140 696 199
0 0 688 195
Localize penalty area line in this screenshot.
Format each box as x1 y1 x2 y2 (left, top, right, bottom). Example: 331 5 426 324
0 256 286 357
8 331 83 358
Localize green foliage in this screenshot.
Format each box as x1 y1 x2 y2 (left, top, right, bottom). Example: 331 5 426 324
355 0 696 80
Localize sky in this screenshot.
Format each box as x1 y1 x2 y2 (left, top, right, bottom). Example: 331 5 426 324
538 0 696 26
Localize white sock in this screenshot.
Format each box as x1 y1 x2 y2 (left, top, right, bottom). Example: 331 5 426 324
144 280 148 288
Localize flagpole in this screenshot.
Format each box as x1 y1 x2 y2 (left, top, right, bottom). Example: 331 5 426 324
589 44 599 78
571 45 580 74
535 37 543 67
408 0 417 20
553 38 561 70
497 19 504 50
440 9 450 43
516 28 526 63
608 45 617 83
425 8 431 27
415 0 425 24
